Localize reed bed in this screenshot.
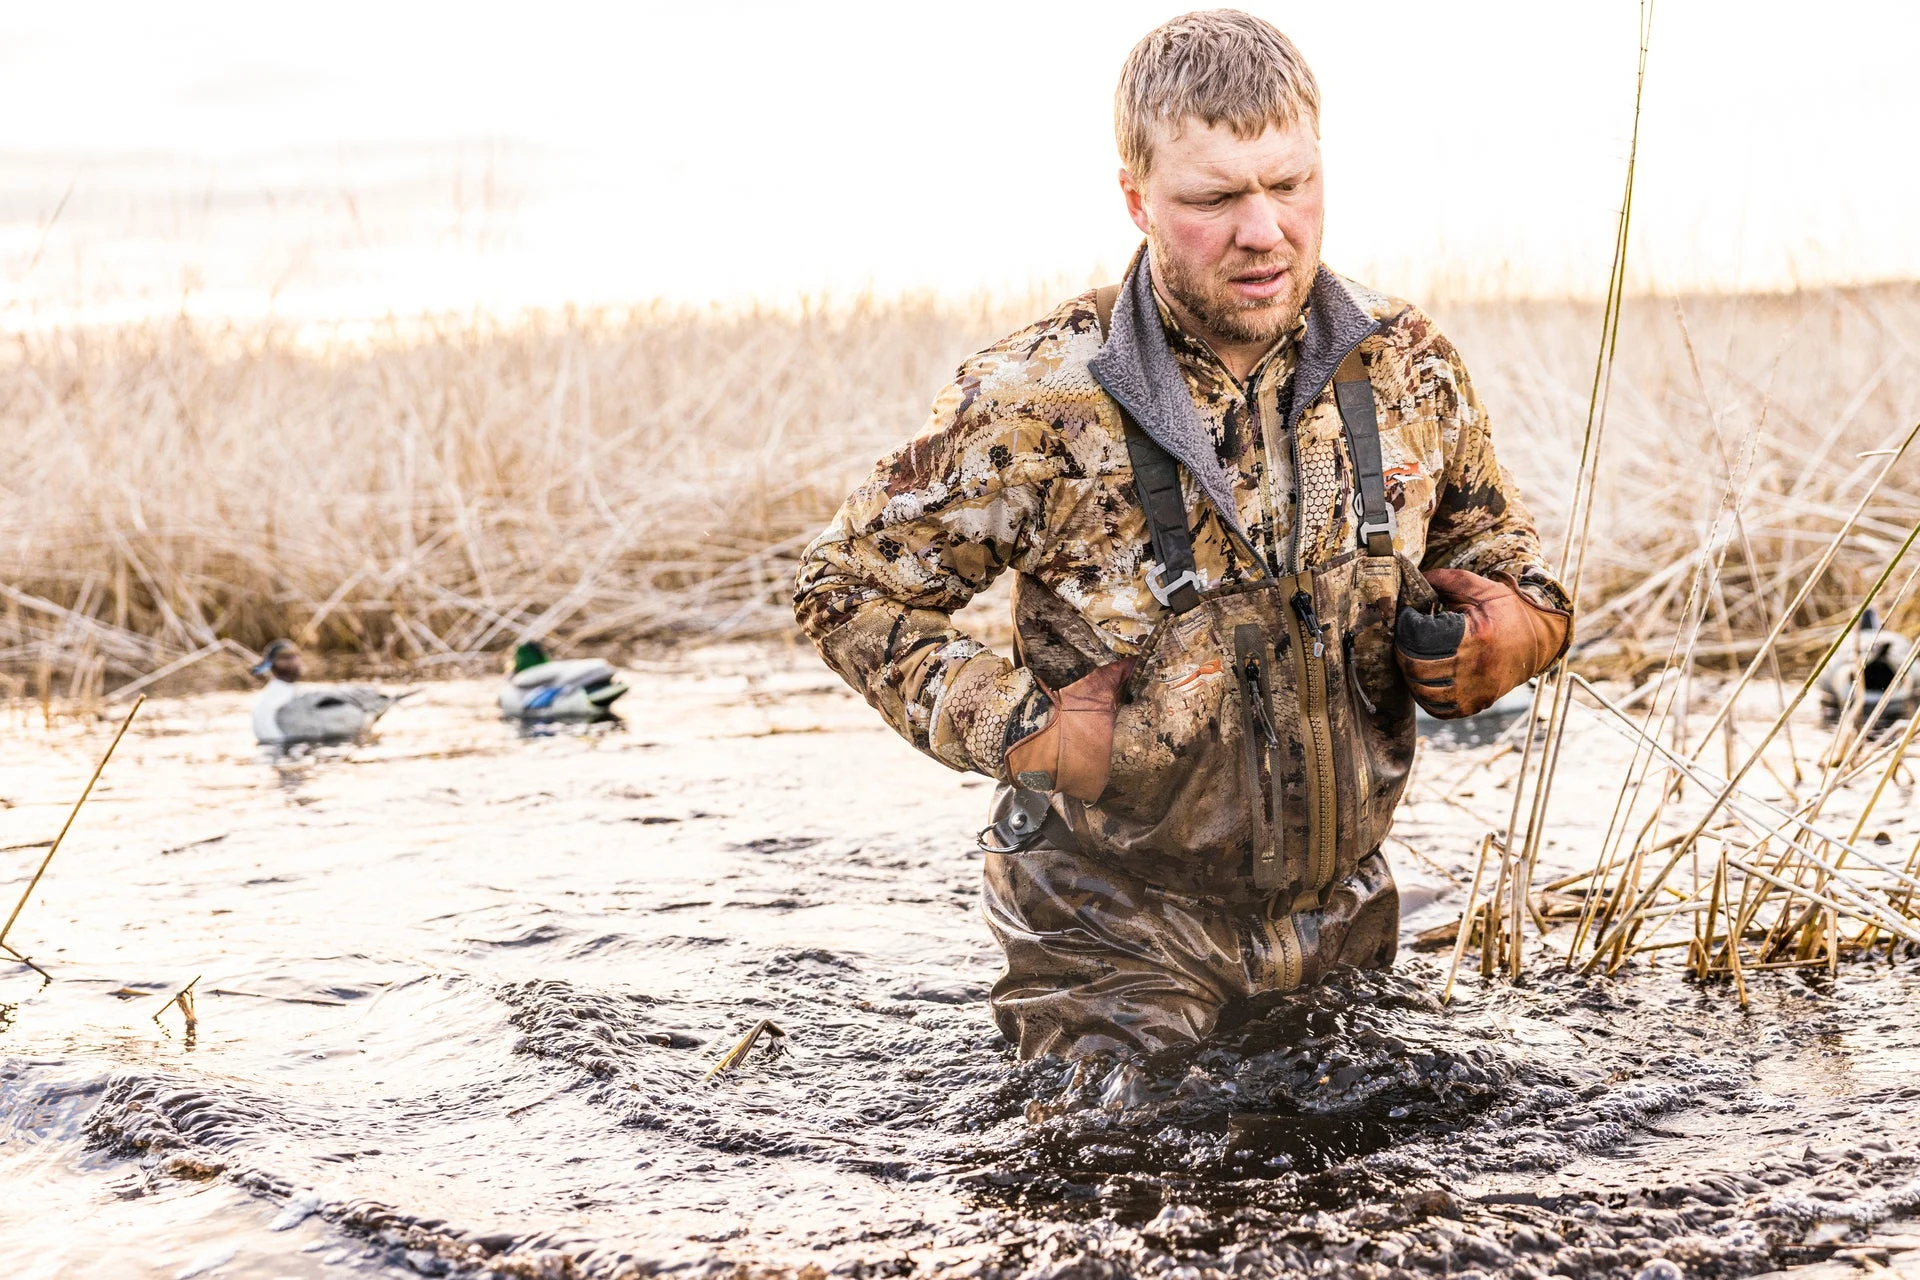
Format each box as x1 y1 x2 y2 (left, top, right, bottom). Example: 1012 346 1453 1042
2 282 1919 699
1432 646 1920 1000
0 299 1005 690
1435 265 1920 996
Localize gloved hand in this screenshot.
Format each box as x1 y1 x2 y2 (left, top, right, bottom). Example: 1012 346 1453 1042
1005 659 1136 800
1394 569 1570 718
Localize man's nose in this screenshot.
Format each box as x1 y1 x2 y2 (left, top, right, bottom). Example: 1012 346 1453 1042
1231 195 1288 254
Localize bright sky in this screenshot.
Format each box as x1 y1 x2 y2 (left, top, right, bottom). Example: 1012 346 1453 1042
2 1 1915 323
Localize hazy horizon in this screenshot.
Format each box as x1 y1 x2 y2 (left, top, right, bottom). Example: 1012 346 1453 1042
5 2 1916 325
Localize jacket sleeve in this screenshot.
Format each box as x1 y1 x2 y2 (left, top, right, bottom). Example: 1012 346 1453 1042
1417 329 1573 614
793 376 1056 779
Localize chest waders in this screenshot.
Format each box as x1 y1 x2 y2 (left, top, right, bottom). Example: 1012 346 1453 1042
980 285 1419 1057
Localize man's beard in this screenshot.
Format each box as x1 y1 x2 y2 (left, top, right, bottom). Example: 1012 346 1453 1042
1149 230 1317 348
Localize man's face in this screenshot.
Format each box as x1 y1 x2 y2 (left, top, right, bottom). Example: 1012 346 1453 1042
1120 116 1324 352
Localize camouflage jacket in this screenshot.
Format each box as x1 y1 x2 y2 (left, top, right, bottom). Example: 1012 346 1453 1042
794 251 1567 780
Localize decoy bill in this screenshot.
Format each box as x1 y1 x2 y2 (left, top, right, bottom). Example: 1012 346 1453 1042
498 641 629 721
250 640 411 746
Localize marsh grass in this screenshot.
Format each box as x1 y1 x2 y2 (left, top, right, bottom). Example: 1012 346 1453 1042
3 283 1918 698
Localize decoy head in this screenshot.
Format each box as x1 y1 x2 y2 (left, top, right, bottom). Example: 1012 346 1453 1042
252 639 304 683
511 640 551 673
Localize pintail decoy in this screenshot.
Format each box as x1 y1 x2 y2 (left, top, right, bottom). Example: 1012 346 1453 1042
251 639 412 746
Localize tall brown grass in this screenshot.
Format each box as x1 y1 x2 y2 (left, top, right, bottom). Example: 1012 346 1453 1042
3 282 1917 695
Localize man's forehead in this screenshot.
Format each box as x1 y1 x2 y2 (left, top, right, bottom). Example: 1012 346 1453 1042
1149 114 1319 182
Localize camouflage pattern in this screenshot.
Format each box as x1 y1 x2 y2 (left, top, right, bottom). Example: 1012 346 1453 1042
1064 556 1413 906
794 261 1566 783
794 249 1566 1058
983 845 1400 1059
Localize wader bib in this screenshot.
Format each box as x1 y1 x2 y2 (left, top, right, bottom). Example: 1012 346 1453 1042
981 283 1423 1060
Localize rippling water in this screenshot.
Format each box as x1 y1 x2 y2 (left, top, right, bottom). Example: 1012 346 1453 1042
6 648 1920 1279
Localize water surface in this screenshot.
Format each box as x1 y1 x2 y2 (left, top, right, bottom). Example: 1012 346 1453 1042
4 650 1920 1279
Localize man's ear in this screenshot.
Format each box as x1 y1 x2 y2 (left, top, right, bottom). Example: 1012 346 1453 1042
1118 167 1151 237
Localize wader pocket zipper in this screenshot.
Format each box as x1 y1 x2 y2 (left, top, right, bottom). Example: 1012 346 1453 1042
1343 633 1378 715
1234 623 1283 891
1243 655 1279 748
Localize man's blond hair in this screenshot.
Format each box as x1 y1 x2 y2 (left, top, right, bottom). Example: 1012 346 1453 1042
1115 10 1320 180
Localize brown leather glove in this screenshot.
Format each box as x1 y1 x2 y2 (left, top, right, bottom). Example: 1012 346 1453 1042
1394 569 1570 718
1004 659 1136 801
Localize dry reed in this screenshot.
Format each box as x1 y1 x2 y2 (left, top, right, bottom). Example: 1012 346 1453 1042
3 280 1919 697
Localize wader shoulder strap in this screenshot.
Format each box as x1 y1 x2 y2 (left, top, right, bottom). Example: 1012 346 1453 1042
1094 282 1204 614
1333 348 1395 558
1123 422 1206 613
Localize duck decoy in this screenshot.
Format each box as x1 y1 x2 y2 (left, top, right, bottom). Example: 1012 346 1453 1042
498 640 628 721
251 640 411 746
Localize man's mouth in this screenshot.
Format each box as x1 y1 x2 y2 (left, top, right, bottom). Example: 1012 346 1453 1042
1227 265 1290 302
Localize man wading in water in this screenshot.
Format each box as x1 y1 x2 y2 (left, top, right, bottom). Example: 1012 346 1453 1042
794 10 1571 1060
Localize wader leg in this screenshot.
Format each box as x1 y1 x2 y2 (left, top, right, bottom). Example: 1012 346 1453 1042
1288 849 1401 985
981 848 1401 1060
982 847 1243 1060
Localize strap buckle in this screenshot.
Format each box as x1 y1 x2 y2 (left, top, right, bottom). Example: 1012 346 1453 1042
1356 506 1396 551
1146 561 1204 607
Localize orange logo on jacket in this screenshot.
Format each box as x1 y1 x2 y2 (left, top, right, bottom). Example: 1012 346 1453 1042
1161 658 1224 690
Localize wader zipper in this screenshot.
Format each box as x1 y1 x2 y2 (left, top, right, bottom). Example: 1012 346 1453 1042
1257 904 1304 991
1284 578 1339 899
1280 390 1341 903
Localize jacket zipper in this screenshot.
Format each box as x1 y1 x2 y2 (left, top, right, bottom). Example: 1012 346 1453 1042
1245 373 1285 574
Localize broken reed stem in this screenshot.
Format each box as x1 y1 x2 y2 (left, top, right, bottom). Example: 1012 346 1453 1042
0 695 145 953
154 974 200 1030
0 942 50 982
1695 852 1726 981
703 1018 787 1081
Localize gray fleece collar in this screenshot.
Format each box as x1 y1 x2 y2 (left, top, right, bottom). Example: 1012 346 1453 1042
1288 266 1382 431
1088 249 1380 540
1088 250 1247 540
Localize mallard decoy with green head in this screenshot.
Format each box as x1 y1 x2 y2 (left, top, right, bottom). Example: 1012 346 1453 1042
499 641 628 721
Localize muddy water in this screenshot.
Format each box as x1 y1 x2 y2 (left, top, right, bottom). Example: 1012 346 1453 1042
4 647 1920 1279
